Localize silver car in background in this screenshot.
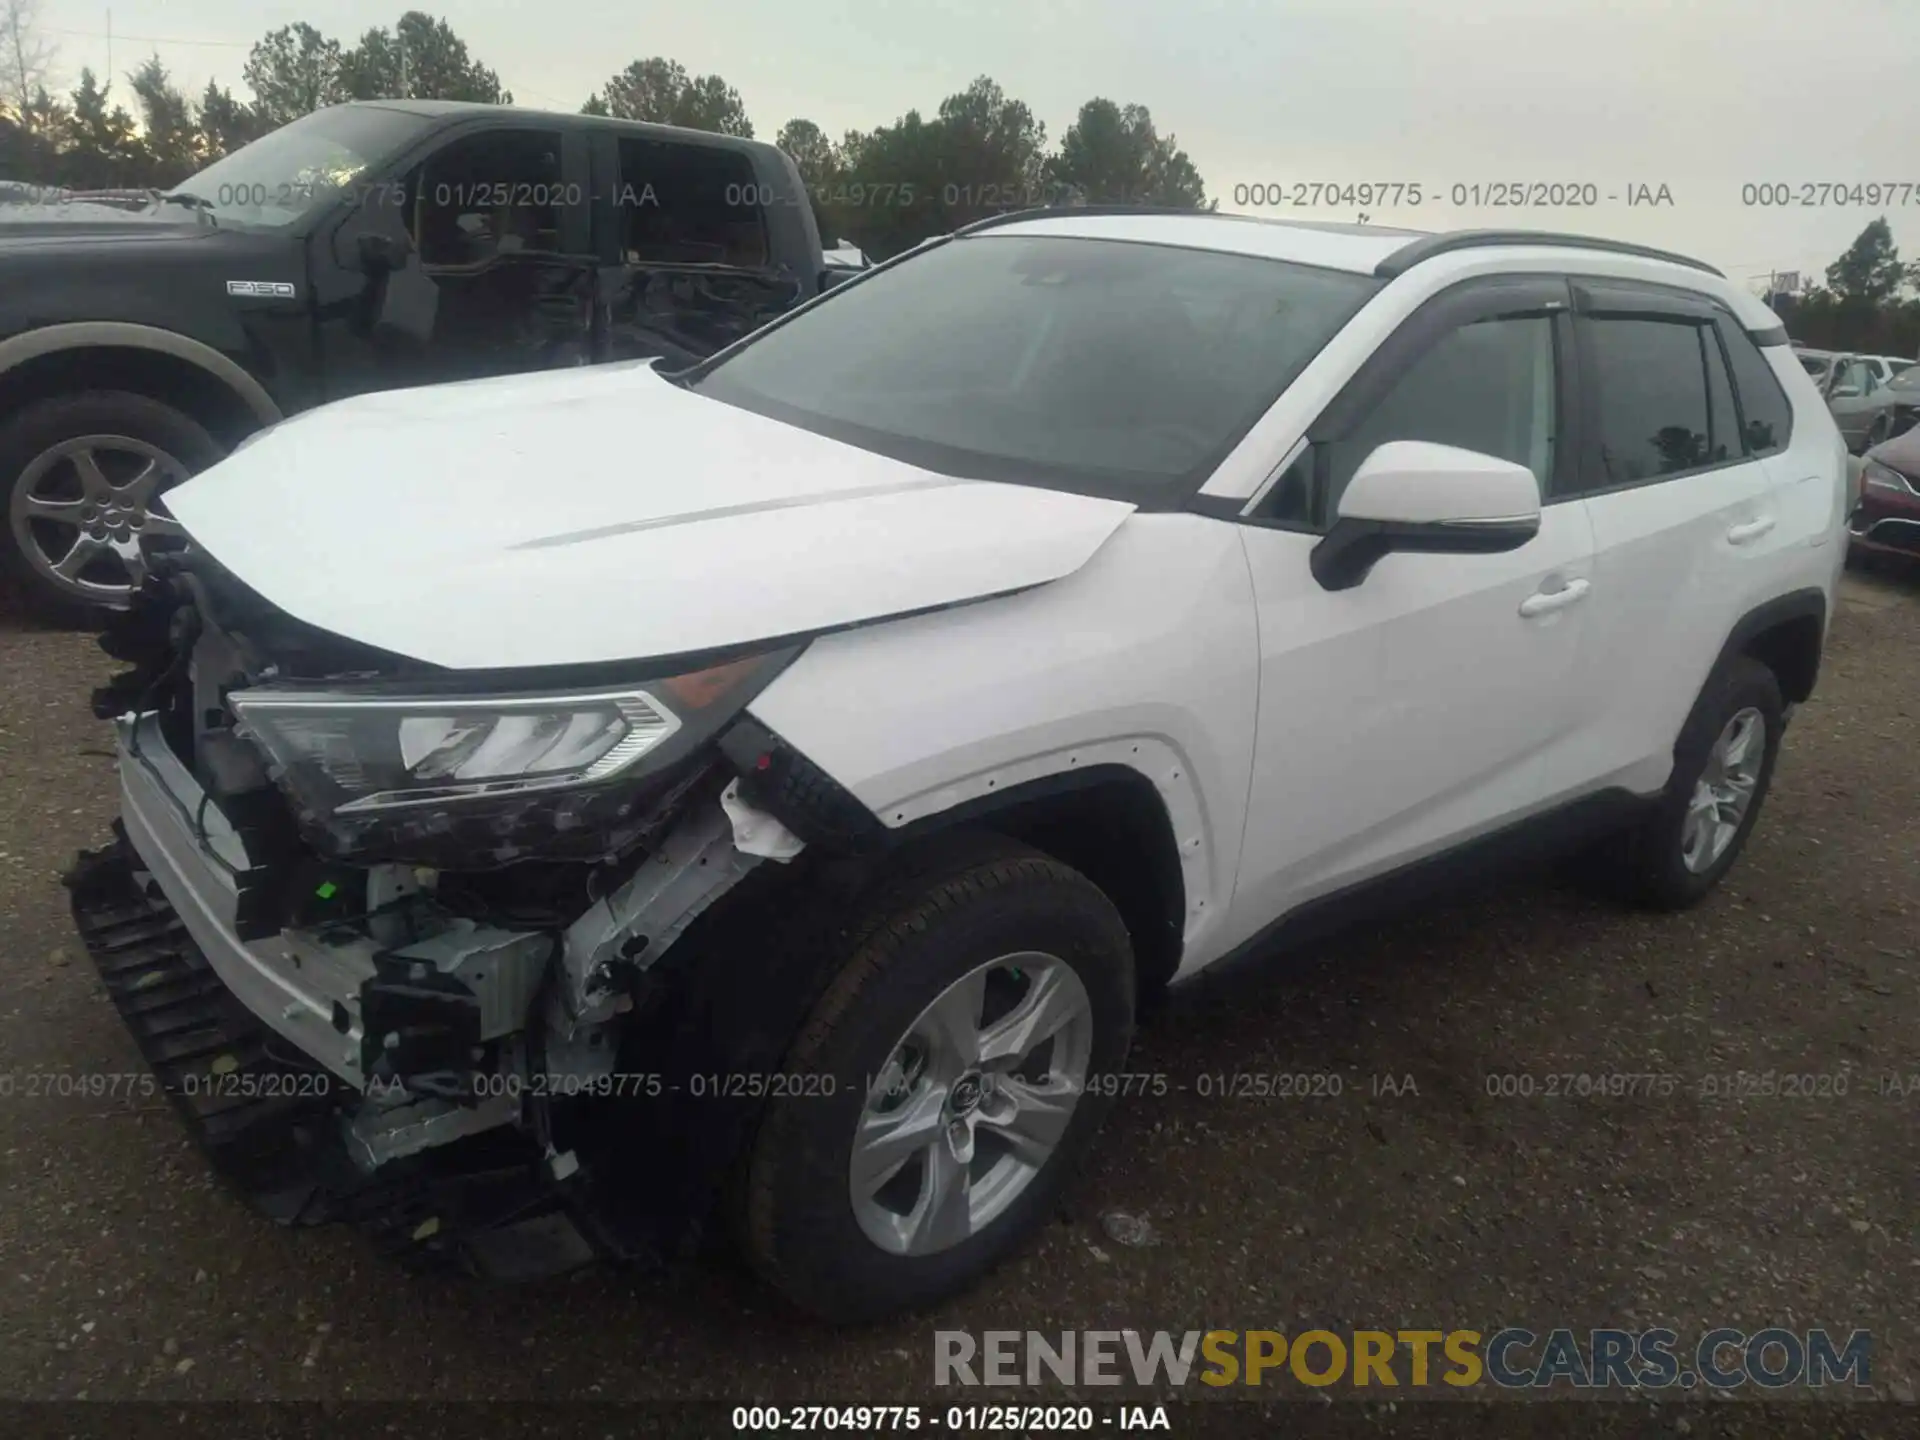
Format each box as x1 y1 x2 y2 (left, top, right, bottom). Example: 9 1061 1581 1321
1798 348 1901 452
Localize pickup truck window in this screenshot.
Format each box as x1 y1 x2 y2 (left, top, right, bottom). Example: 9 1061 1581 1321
164 105 431 230
408 129 568 267
616 137 769 269
691 234 1379 503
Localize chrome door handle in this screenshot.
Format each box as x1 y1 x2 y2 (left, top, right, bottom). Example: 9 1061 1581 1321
1518 578 1590 617
1727 516 1776 545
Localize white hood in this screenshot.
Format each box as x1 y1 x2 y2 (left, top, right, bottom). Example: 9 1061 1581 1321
168 363 1135 670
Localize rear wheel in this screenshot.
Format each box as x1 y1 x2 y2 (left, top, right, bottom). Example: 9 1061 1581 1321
1596 657 1784 910
1 391 221 621
734 837 1135 1322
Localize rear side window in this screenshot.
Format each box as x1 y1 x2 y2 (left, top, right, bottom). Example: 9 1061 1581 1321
1584 317 1729 485
1720 325 1794 455
616 137 768 268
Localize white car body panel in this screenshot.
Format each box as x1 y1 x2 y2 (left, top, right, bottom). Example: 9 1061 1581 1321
166 363 1135 670
1762 346 1854 556
748 514 1261 966
1222 502 1595 959
1559 457 1779 798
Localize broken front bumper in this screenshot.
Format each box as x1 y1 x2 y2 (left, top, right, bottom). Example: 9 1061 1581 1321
65 714 608 1280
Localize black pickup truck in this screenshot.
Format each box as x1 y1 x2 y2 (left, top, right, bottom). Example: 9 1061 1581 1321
0 100 833 618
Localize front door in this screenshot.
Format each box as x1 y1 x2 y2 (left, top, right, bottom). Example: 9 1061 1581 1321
1224 276 1597 943
316 122 595 397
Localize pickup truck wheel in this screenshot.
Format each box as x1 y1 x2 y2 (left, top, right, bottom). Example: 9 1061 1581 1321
1597 657 1784 910
735 838 1135 1322
1 391 222 621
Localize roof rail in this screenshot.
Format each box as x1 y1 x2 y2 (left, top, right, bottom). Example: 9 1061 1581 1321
954 204 1243 236
955 206 1436 242
1375 230 1723 279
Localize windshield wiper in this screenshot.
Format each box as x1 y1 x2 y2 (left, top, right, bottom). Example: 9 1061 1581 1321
153 190 218 226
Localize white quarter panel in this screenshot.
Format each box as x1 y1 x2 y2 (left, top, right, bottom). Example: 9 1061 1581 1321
1761 346 1853 558
747 514 1261 966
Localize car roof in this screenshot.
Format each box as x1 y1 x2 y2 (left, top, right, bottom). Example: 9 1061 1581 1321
977 210 1430 274
342 99 778 155
974 210 1778 333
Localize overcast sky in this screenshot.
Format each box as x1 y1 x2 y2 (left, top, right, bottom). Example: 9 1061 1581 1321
35 0 1920 285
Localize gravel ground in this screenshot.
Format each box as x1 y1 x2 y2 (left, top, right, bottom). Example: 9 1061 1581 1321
0 566 1915 1428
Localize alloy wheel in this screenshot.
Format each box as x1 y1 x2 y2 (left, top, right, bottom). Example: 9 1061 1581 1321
850 951 1093 1257
1680 707 1766 874
8 435 190 603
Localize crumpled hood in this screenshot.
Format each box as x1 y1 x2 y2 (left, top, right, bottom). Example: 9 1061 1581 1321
167 363 1136 670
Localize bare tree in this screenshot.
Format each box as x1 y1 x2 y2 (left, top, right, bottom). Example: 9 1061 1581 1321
0 0 56 117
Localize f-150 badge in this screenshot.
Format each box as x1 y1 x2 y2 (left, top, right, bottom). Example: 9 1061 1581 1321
226 280 297 298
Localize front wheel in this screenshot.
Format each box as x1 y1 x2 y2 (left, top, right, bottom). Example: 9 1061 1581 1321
1 390 222 622
734 837 1135 1322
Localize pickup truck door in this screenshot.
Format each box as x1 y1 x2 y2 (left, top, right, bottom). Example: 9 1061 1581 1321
313 119 595 397
585 129 811 368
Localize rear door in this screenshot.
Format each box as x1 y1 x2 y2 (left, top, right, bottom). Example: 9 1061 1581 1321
1560 280 1785 794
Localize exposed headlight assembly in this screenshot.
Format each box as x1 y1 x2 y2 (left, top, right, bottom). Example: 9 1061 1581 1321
233 689 679 814
227 650 796 860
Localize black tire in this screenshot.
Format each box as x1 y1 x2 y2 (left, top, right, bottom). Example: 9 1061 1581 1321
0 390 224 624
733 835 1135 1323
1596 657 1785 910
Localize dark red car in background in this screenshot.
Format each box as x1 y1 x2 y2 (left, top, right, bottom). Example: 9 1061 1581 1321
1852 424 1920 566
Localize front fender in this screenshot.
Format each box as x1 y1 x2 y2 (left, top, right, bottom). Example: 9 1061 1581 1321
746 512 1261 967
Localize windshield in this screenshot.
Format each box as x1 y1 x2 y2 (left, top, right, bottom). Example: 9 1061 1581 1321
168 105 432 230
1798 353 1832 378
690 233 1379 501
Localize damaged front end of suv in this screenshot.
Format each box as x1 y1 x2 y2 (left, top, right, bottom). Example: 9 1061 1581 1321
65 551 869 1279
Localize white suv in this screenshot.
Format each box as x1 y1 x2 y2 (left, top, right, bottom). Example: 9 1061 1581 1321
68 211 1848 1321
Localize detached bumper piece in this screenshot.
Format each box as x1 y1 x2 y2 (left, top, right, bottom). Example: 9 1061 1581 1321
65 831 606 1282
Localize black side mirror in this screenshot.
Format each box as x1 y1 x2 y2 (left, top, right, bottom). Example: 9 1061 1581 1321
358 231 413 275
